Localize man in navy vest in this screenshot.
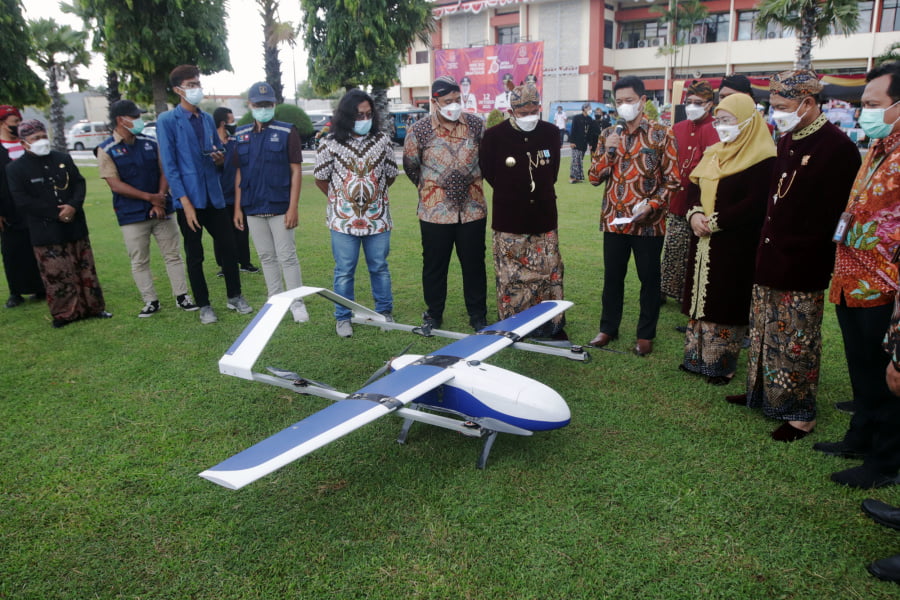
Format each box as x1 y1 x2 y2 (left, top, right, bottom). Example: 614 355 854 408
98 99 197 317
233 81 307 322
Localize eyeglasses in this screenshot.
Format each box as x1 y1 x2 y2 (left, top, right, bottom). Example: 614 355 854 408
356 111 373 121
684 100 708 106
181 81 202 89
712 118 738 127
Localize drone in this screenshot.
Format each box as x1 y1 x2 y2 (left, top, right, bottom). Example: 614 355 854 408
200 287 589 490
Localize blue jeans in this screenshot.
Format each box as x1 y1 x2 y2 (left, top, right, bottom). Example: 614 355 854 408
330 230 392 320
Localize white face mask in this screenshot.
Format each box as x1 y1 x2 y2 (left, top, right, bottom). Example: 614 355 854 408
685 103 707 122
515 114 539 132
181 87 204 106
772 101 808 133
28 139 51 156
617 102 641 122
439 103 462 122
713 117 752 143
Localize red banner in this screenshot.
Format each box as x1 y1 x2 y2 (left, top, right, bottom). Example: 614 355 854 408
434 42 544 114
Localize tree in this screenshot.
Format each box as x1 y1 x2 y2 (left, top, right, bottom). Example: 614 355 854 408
0 0 49 106
754 0 859 70
62 0 120 104
652 0 708 76
301 0 434 131
876 43 900 66
69 0 232 114
28 18 91 152
258 0 297 105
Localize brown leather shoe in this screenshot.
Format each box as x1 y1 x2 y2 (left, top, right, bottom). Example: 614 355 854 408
634 339 653 356
587 332 616 347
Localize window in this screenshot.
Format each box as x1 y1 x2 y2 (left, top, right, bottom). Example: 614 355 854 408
679 13 730 43
856 0 874 33
736 10 794 40
619 21 668 48
497 25 520 45
883 0 900 31
604 19 614 49
415 50 428 64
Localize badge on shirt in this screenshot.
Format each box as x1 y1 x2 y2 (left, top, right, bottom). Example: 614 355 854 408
143 142 154 151
111 147 129 157
237 133 251 143
269 133 280 143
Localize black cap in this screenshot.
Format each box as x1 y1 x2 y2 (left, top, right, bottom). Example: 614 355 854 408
110 100 146 120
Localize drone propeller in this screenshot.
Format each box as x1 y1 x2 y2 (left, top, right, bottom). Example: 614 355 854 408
265 366 338 390
361 342 415 387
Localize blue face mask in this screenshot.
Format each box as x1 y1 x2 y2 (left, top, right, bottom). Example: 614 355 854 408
128 117 145 135
353 118 372 136
182 87 204 106
251 107 275 123
859 100 900 140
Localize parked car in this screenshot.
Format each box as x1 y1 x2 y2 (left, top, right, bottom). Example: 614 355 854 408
387 106 427 144
66 121 111 151
304 110 331 149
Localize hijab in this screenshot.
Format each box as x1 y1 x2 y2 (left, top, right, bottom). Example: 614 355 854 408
690 93 776 215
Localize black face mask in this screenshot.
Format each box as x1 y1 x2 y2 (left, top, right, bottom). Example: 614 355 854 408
8 125 18 137
225 124 236 136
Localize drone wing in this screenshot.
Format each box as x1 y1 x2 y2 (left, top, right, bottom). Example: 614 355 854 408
199 363 455 490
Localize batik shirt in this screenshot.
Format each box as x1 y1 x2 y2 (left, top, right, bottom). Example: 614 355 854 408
886 290 900 370
588 117 680 237
314 131 397 236
829 130 900 308
403 113 486 224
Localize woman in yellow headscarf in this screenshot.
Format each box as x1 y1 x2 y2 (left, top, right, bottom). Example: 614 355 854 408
679 93 776 385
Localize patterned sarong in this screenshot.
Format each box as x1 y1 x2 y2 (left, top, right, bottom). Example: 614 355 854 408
682 318 747 377
746 284 824 421
493 229 565 335
660 213 691 302
569 148 585 181
34 238 105 323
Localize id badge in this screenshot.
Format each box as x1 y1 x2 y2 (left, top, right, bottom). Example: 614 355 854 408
832 211 854 244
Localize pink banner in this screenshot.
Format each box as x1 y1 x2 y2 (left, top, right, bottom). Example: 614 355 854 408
434 42 544 114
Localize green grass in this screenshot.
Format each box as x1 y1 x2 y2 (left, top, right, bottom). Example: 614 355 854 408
2 160 897 599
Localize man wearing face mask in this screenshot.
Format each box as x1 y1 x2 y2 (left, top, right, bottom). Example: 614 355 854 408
723 70 860 442
0 105 45 308
212 107 257 276
588 76 681 356
98 100 197 318
404 76 488 333
814 62 900 489
233 81 307 324
479 83 566 340
662 80 718 306
568 103 593 184
6 120 111 328
156 64 252 325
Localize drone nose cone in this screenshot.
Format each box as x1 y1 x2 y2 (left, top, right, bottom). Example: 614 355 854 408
517 384 570 430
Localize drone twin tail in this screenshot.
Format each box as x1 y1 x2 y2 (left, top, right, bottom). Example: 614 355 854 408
200 286 585 490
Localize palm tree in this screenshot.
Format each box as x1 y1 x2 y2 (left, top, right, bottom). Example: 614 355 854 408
876 42 900 66
28 18 91 152
653 0 709 77
754 0 860 70
62 0 120 104
258 0 297 105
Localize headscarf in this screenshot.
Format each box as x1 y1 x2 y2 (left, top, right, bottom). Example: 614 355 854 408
769 69 823 99
689 94 776 215
431 76 460 98
509 83 540 109
686 80 714 101
17 119 46 140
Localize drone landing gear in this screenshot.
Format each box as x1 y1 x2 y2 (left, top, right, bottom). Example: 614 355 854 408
395 406 503 469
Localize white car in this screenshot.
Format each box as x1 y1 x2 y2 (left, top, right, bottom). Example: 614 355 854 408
66 121 111 151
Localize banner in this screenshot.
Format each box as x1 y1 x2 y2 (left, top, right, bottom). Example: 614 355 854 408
434 42 544 114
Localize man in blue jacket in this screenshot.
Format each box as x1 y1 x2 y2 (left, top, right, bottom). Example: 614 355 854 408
156 64 252 324
98 99 197 317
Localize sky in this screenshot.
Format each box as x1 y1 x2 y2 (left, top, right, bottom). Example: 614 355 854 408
24 0 309 97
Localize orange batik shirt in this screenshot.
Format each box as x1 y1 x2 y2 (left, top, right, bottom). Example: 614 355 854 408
830 131 900 308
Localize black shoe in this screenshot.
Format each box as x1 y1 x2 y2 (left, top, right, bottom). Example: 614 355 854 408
862 499 900 530
812 441 867 460
216 270 225 278
94 310 114 319
831 465 900 489
31 291 45 300
418 311 442 336
52 318 71 329
240 264 260 273
138 300 160 318
834 401 856 414
5 294 24 308
674 325 687 333
868 555 900 582
470 316 489 332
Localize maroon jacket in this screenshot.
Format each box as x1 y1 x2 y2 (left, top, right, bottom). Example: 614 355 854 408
670 113 718 217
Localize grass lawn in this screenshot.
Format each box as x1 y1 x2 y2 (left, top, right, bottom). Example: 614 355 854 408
2 159 898 599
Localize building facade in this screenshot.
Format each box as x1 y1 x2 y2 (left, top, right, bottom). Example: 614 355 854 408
397 0 899 108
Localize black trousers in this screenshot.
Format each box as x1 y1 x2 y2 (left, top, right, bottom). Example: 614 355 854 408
599 232 664 340
420 218 487 323
176 207 241 307
214 209 252 269
836 301 900 474
1 226 44 296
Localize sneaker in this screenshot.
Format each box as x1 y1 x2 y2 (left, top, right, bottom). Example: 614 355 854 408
176 294 199 311
226 295 253 314
379 311 394 331
336 319 353 338
199 305 218 324
291 300 310 323
138 300 160 318
240 264 260 273
421 311 442 330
